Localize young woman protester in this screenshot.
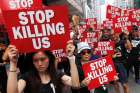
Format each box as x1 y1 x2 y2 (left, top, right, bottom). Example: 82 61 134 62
7 45 80 93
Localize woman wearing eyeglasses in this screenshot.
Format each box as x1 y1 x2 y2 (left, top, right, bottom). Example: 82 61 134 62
72 42 108 93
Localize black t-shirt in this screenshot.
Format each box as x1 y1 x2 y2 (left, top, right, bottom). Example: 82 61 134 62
19 70 65 93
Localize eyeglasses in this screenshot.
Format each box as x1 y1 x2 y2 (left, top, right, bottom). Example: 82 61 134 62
80 49 91 55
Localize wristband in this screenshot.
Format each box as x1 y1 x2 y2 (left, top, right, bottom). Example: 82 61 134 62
9 70 17 72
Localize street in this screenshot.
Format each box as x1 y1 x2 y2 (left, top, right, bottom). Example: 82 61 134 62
109 72 140 93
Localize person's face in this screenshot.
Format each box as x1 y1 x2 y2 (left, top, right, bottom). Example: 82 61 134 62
103 29 110 36
80 49 92 62
33 51 49 72
133 31 140 39
66 43 75 56
113 34 120 43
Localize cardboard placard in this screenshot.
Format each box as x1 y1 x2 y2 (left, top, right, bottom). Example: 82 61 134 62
85 18 97 30
97 41 115 56
2 6 70 54
80 31 99 49
106 5 121 19
113 16 133 33
0 0 42 10
82 56 117 90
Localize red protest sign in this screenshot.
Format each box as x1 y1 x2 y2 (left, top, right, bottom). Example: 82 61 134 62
103 19 113 29
113 16 133 33
85 18 97 30
97 41 115 56
121 9 131 17
0 0 42 10
0 9 5 24
2 6 70 54
82 56 117 90
80 31 99 49
106 5 121 19
130 9 140 22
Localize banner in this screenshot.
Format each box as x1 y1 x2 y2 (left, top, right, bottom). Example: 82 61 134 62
2 6 70 54
106 5 121 19
121 9 131 17
82 56 117 90
80 31 99 49
97 41 115 56
130 9 140 22
85 18 97 30
102 20 113 29
0 0 42 10
0 8 5 24
113 16 135 33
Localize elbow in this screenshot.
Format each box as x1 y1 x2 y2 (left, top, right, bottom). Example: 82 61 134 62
71 83 81 89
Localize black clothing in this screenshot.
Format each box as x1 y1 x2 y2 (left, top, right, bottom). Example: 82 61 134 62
19 70 65 93
0 50 7 93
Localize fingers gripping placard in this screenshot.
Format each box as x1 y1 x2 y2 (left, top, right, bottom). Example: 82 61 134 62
82 56 117 90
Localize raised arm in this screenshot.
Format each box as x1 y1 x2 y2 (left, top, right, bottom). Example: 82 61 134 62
7 45 26 93
61 42 80 88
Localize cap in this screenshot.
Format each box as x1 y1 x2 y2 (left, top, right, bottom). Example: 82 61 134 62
77 42 91 53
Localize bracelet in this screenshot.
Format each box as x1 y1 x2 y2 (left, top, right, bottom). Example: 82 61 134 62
9 70 17 72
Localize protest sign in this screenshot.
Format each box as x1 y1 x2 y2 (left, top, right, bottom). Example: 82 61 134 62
85 18 97 30
106 5 121 19
97 41 115 56
80 31 99 49
2 6 70 55
121 9 131 17
113 16 133 33
0 0 42 10
82 56 117 90
0 9 5 24
130 9 140 23
129 9 140 29
103 19 113 29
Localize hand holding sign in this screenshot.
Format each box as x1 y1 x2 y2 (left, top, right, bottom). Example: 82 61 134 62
7 45 19 63
82 56 117 90
81 77 91 87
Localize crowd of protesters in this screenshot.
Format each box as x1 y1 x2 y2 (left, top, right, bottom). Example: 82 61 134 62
0 12 140 93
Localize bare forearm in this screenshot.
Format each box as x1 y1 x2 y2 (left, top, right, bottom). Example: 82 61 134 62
70 61 80 88
7 63 18 93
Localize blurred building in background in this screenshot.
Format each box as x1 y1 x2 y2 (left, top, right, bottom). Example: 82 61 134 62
113 0 134 9
82 0 105 23
134 0 140 8
44 0 84 16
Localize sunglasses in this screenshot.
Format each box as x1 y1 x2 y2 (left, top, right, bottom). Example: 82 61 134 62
80 49 91 55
